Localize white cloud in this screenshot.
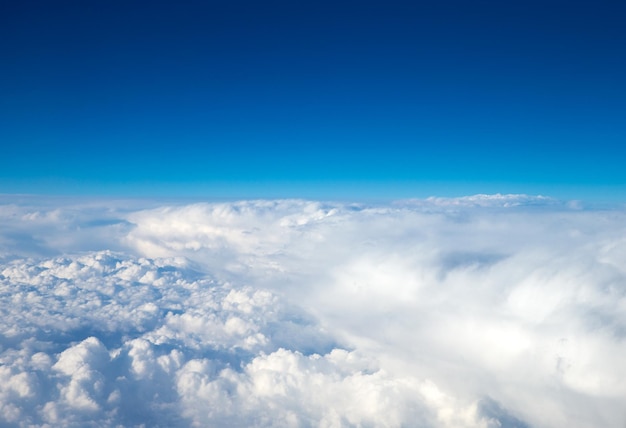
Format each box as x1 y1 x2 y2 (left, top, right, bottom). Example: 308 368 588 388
0 195 625 427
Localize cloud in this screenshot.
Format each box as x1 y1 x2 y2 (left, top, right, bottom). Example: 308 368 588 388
0 195 625 427
398 193 560 208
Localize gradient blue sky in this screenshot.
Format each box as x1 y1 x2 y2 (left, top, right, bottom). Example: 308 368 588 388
2 0 625 200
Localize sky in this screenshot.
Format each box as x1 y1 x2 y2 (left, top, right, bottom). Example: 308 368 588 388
2 0 626 199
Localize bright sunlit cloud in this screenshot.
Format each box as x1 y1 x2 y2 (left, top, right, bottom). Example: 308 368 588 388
1 195 626 427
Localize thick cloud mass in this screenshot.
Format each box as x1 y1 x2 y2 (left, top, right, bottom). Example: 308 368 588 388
1 195 625 427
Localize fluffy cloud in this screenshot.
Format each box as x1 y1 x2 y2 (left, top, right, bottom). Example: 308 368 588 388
1 195 625 427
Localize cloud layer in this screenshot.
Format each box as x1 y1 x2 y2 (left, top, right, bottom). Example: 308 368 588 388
1 195 625 427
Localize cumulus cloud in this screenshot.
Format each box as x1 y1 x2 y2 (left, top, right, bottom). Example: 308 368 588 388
0 195 625 427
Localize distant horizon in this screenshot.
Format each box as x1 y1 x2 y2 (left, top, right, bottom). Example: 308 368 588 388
2 181 626 205
2 188 626 211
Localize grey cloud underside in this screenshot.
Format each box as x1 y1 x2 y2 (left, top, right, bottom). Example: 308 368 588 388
1 196 626 427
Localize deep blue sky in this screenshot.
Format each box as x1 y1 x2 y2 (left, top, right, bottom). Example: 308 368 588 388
2 0 626 199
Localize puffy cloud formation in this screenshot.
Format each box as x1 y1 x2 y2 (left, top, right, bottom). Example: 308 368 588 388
1 195 625 427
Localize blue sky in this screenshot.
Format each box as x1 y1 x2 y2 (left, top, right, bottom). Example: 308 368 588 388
2 0 626 200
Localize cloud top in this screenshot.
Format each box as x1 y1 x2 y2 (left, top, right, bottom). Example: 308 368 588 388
1 195 625 427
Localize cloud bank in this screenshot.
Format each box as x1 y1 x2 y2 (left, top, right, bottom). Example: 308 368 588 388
1 195 625 427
